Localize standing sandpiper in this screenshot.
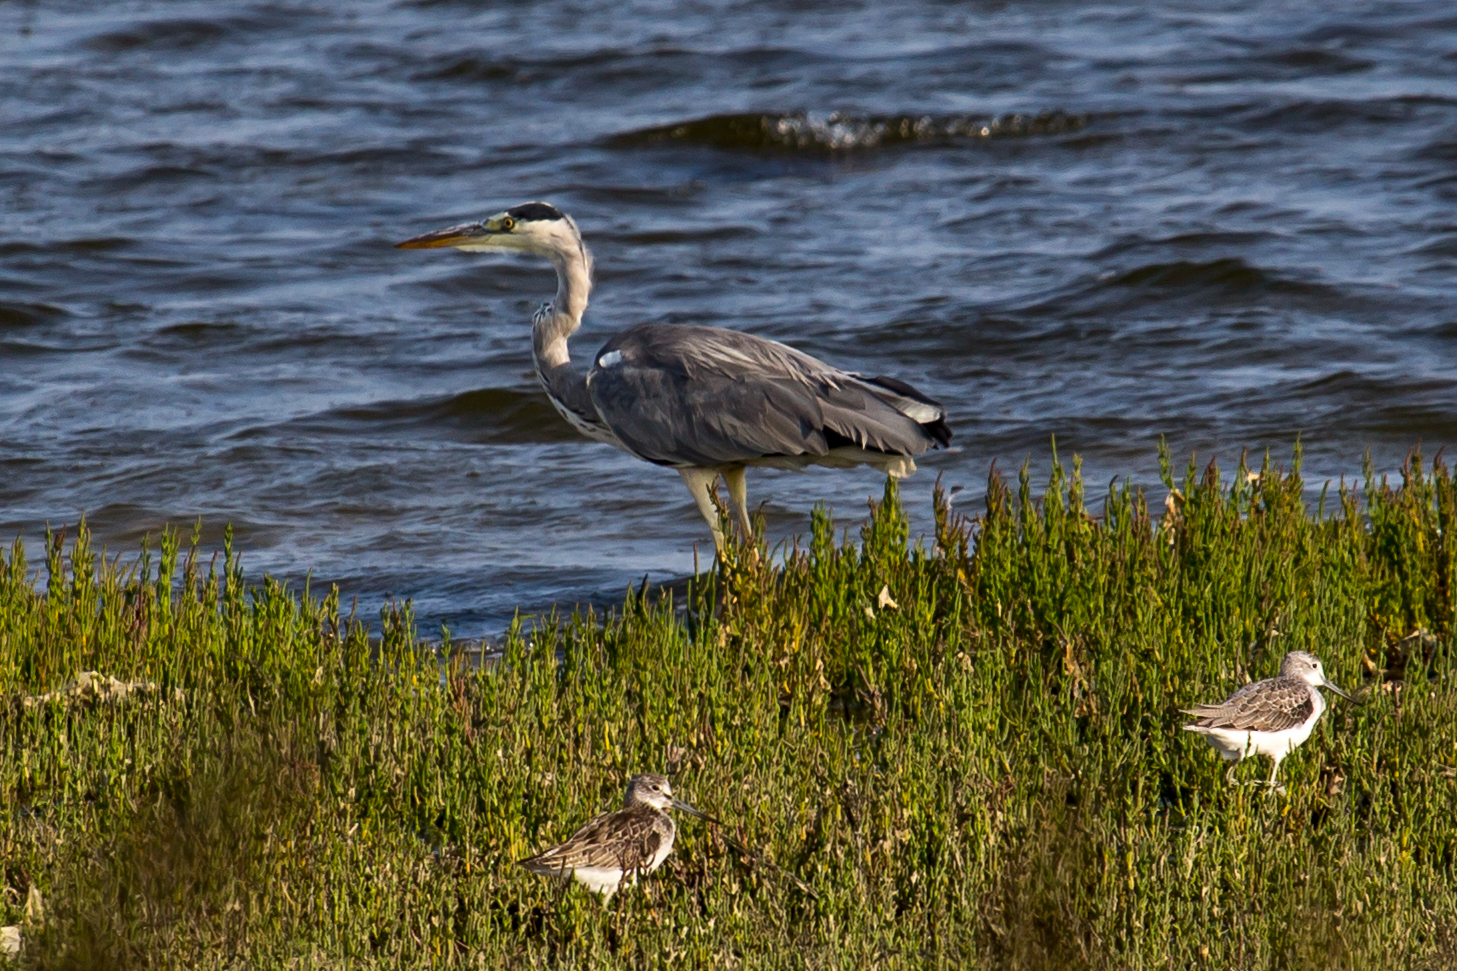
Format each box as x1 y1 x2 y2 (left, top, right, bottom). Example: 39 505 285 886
520 773 706 897
1183 651 1351 787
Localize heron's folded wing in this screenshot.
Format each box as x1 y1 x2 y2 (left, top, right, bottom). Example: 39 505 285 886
849 373 953 446
587 324 942 466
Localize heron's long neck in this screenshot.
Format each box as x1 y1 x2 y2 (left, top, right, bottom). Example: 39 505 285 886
533 246 592 369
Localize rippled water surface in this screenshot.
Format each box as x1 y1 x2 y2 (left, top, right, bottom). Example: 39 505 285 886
3 1 1456 633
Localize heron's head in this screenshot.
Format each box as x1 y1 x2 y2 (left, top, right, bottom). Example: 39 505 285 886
396 201 586 266
622 773 706 818
1280 651 1351 699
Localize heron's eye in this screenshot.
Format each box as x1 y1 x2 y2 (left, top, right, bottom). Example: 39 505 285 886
500 216 515 231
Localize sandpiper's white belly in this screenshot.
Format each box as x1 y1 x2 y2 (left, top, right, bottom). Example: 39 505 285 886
565 827 676 896
1194 721 1316 762
649 829 676 871
572 866 633 895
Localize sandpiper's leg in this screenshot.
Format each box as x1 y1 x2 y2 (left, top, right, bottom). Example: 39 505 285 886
1267 755 1282 788
1225 762 1240 786
722 466 753 539
678 467 725 552
647 868 662 910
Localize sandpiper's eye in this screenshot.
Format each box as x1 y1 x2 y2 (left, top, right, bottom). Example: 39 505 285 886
500 216 515 231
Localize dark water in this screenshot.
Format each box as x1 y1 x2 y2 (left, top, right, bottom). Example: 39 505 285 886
3 1 1455 635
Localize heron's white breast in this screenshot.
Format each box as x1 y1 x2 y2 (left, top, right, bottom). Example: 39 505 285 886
535 370 626 448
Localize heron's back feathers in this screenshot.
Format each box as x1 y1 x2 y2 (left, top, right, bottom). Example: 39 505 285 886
850 373 953 447
586 323 950 469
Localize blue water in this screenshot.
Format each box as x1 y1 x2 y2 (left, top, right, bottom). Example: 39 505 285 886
3 1 1455 634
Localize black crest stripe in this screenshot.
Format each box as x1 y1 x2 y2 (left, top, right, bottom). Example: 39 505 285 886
507 202 564 222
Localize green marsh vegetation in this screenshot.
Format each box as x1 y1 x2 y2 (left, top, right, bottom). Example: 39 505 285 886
2 445 1455 969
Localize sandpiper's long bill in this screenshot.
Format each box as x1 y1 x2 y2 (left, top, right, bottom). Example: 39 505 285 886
1182 651 1350 787
519 773 705 897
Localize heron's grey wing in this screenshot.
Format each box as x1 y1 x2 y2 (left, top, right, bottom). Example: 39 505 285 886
1181 676 1314 732
848 373 953 446
586 324 948 467
520 810 661 873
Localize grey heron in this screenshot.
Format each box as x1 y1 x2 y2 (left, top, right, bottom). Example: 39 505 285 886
397 202 951 551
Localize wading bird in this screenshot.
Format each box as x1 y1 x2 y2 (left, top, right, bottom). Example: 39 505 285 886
397 202 951 550
1183 651 1351 788
519 773 706 897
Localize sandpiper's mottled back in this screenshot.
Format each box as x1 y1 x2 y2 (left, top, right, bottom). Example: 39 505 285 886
519 773 706 897
1183 651 1351 787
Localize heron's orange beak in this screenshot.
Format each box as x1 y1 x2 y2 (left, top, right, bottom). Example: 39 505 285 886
395 222 495 249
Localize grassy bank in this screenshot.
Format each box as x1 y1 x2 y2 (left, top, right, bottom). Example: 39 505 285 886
2 446 1455 969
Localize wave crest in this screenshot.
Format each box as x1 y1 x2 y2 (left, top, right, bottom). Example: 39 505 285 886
610 110 1085 152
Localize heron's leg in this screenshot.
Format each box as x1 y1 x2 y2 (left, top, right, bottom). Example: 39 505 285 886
721 466 753 539
678 467 725 552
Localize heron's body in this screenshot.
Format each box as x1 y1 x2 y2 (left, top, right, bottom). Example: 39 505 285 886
398 202 950 549
1182 651 1350 787
519 773 703 897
